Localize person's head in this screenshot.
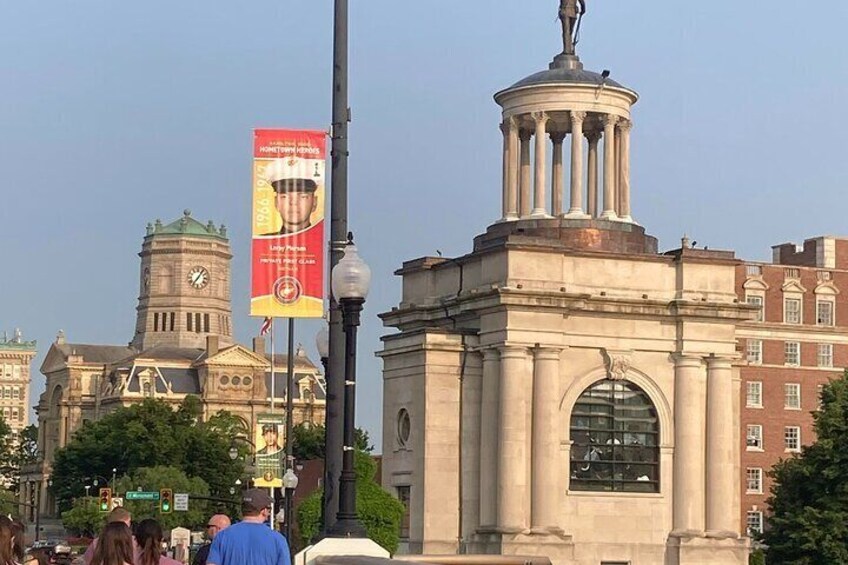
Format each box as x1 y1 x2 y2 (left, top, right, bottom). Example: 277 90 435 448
136 519 165 565
241 488 273 521
24 548 50 565
107 506 132 527
0 516 16 565
205 514 231 540
262 424 279 448
10 520 24 561
271 178 318 232
90 522 133 565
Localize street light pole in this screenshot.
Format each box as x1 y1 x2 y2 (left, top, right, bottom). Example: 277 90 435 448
284 318 295 540
324 0 350 535
328 235 369 537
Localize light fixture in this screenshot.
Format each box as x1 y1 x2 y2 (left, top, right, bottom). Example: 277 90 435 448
282 468 299 491
315 325 330 360
331 234 372 300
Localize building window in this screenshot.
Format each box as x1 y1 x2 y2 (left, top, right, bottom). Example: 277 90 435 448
195 313 202 333
817 301 834 326
170 312 175 331
785 342 800 366
785 268 800 280
397 408 411 449
747 510 764 535
784 298 802 324
746 339 762 365
746 381 763 408
747 425 763 450
784 384 801 410
746 295 764 322
12 387 19 400
153 313 159 331
746 265 763 277
187 312 193 332
746 468 763 494
817 270 832 282
818 344 833 368
784 426 801 452
204 313 210 333
569 379 660 493
396 486 411 540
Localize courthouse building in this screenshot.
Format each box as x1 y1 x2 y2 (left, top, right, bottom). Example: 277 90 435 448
379 13 754 565
19 210 325 518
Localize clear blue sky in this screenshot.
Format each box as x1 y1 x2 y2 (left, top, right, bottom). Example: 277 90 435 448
3 2 847 449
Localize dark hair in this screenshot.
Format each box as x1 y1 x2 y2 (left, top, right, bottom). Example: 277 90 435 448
0 516 17 565
24 548 50 565
10 520 25 562
90 522 134 565
136 518 165 565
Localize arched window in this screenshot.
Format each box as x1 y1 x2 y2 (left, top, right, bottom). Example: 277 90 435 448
570 379 659 493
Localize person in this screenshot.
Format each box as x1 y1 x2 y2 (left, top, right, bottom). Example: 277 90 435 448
22 549 49 565
206 489 290 565
88 523 134 565
256 424 282 456
192 515 230 565
10 521 25 565
135 519 181 565
0 516 20 565
83 508 135 565
261 178 319 236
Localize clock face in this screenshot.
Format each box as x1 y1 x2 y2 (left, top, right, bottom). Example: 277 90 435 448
187 266 210 289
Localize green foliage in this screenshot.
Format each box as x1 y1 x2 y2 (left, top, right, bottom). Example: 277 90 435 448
61 497 106 537
296 451 404 554
763 370 848 563
114 466 212 530
292 423 374 461
748 549 765 565
51 397 245 512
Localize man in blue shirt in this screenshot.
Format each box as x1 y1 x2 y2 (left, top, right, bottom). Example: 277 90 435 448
207 488 291 565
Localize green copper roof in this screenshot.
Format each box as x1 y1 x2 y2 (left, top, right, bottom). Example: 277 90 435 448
145 209 228 240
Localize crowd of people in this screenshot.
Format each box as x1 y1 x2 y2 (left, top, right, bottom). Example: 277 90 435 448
0 488 290 565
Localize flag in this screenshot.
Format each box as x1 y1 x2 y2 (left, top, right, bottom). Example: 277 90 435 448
260 317 272 335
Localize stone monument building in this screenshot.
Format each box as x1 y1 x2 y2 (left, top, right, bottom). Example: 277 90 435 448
19 211 325 519
379 10 751 565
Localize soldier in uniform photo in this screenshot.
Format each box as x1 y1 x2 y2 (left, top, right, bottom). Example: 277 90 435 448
261 176 319 236
256 423 282 456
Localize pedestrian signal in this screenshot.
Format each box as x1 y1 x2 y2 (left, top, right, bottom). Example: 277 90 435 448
160 489 173 514
98 488 112 513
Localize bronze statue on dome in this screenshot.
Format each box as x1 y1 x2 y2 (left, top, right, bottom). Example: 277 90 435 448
559 0 586 56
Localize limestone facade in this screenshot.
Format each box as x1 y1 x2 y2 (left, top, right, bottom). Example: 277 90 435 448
0 330 35 436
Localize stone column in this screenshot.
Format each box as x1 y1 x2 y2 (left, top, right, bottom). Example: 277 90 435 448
531 112 550 218
673 355 706 535
497 345 529 532
615 131 623 215
586 132 601 217
479 348 500 528
706 356 736 536
600 114 619 220
550 132 566 216
58 406 67 449
565 111 587 217
502 118 518 220
519 130 532 218
618 120 633 222
531 347 561 532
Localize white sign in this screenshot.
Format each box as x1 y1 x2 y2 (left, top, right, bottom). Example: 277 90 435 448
174 493 189 512
111 497 123 509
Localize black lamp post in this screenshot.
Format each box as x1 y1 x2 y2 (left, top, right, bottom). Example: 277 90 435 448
328 234 370 537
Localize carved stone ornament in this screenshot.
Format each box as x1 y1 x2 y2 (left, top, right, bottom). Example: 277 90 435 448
603 349 633 381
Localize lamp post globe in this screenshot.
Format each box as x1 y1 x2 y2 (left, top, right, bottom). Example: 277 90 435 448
282 468 299 491
331 236 371 300
316 325 330 360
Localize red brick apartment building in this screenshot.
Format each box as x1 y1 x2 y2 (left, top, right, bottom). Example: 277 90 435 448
737 235 848 535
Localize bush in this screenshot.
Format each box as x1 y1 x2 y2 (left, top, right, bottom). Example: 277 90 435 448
749 548 766 565
297 452 405 554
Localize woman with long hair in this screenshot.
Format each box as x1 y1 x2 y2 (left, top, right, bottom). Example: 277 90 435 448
0 515 21 565
89 522 134 565
135 519 180 565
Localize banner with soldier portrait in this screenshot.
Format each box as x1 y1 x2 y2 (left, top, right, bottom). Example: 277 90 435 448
250 128 326 318
253 413 285 488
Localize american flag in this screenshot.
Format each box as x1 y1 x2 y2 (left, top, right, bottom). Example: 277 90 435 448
260 317 272 335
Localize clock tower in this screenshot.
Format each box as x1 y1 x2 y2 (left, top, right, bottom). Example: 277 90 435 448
131 209 234 350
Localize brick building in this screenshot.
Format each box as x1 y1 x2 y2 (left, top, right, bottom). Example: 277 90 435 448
738 235 848 535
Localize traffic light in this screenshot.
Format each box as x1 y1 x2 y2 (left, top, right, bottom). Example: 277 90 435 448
159 489 172 514
98 488 112 513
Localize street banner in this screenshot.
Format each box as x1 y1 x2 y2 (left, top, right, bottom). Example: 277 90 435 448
253 413 286 488
251 129 326 318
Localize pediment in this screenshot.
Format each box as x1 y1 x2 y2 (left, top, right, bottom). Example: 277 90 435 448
742 278 769 291
198 344 269 368
781 280 807 293
814 281 840 296
40 344 69 375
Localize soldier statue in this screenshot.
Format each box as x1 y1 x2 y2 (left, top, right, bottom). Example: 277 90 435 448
559 0 586 55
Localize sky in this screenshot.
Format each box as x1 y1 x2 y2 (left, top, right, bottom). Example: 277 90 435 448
2 1 848 451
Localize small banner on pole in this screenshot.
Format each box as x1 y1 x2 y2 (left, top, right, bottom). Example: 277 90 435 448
254 413 286 488
250 129 326 318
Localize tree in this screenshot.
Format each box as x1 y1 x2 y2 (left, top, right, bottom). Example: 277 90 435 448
61 497 106 537
763 370 848 563
8 424 37 494
297 451 405 553
292 423 373 461
51 397 245 512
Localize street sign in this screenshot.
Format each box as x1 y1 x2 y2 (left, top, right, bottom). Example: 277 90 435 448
174 493 189 512
111 497 124 509
126 491 160 501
